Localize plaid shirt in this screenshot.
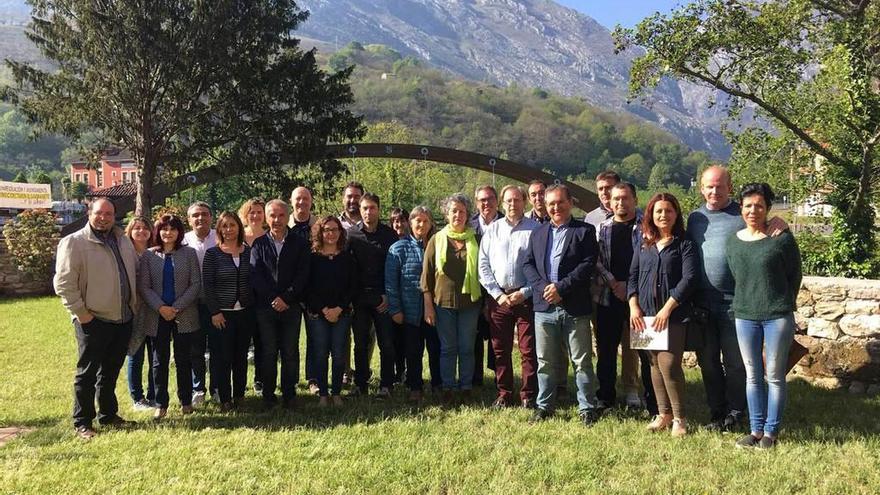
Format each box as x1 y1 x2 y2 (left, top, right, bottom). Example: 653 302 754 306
596 210 643 307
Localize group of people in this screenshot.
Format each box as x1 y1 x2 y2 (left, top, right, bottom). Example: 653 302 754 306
54 165 802 450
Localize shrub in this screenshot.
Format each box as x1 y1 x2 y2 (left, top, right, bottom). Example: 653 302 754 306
3 209 60 279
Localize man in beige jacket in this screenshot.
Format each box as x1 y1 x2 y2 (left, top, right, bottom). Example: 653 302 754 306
54 198 138 439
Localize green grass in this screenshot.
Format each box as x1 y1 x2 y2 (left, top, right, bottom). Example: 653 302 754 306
1 297 879 494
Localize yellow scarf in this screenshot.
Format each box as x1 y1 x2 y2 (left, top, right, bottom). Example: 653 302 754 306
435 225 481 302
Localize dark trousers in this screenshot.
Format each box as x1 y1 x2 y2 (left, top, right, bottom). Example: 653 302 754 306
405 320 442 392
256 306 302 402
352 304 396 389
487 298 538 402
127 338 155 403
307 314 352 396
392 321 407 382
473 307 496 386
252 323 264 386
696 305 747 419
192 304 216 395
72 318 132 428
151 319 195 408
209 309 253 403
596 299 657 413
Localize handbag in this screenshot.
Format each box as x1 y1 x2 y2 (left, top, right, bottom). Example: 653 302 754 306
684 305 708 352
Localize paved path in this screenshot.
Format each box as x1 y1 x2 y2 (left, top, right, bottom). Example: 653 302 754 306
0 427 33 447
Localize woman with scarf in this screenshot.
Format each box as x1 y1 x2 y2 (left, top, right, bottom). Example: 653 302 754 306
421 193 483 402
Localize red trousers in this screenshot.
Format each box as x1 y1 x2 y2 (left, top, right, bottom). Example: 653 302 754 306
487 297 538 402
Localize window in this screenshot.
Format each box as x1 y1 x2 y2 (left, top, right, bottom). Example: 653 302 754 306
74 173 81 182
112 171 116 178
96 170 103 188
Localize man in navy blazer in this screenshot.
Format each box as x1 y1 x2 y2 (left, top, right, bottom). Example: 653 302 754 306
523 184 602 426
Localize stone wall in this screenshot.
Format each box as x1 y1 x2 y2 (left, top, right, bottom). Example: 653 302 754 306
0 237 55 297
792 277 880 392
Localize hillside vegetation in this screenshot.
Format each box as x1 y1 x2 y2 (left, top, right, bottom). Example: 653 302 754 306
330 42 712 189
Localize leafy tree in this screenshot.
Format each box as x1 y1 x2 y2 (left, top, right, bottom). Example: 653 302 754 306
648 163 672 191
614 0 880 276
12 170 26 182
619 152 651 186
68 181 88 202
33 170 52 184
5 0 363 217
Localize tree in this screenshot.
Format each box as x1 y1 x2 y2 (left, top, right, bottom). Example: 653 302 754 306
614 0 880 276
33 170 52 184
4 0 363 218
68 180 89 202
12 170 27 182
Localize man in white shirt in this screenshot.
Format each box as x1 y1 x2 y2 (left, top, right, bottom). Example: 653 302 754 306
478 185 540 409
182 201 216 407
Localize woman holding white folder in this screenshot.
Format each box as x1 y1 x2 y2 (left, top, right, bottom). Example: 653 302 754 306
628 192 698 437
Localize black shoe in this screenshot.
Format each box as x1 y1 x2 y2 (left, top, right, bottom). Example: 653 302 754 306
99 415 134 427
529 408 553 423
75 425 96 440
758 436 777 450
260 399 277 412
704 417 726 432
521 398 537 410
722 412 744 432
579 409 600 427
282 397 297 410
735 434 761 449
347 386 367 398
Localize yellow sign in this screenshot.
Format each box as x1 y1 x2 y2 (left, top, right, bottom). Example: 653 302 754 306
0 180 52 209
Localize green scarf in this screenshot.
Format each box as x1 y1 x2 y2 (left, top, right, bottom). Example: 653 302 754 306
435 225 481 302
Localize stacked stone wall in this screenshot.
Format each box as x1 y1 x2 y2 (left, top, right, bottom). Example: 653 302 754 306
793 277 880 393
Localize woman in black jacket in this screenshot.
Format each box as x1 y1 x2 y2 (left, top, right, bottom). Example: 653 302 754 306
628 192 697 437
305 216 358 406
203 211 253 411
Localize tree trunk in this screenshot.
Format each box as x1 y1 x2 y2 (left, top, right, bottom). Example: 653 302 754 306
135 153 158 218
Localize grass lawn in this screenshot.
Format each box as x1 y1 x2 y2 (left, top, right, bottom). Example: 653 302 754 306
1 297 879 494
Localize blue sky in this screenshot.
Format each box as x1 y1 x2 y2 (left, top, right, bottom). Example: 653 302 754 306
555 1 686 29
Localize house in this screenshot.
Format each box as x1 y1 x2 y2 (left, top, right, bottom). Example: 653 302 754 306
69 148 138 192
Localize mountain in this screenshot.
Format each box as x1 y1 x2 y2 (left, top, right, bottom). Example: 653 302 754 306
295 0 732 157
0 0 734 157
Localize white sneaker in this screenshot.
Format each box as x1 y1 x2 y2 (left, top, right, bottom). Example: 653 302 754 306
191 391 206 408
132 398 155 411
624 392 643 409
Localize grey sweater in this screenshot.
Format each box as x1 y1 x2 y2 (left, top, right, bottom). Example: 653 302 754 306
686 202 745 308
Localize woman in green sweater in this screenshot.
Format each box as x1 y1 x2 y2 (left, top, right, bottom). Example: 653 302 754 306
726 183 802 450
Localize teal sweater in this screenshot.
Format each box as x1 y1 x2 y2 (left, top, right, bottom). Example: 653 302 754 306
686 202 745 308
725 231 802 320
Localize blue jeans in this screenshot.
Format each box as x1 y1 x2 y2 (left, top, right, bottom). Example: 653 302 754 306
534 306 598 413
127 338 155 403
306 314 352 396
435 305 480 390
255 306 302 402
735 314 795 436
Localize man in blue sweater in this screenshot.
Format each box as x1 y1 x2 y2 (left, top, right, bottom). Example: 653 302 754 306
686 165 787 431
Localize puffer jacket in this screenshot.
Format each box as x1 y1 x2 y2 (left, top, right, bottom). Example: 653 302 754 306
385 235 427 326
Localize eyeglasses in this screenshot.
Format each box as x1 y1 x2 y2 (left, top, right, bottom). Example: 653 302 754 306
322 227 340 233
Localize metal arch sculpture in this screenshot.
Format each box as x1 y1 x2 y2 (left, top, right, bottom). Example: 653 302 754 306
322 143 598 210
63 143 598 236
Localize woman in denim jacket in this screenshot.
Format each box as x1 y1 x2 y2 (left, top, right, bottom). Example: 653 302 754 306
628 192 698 437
